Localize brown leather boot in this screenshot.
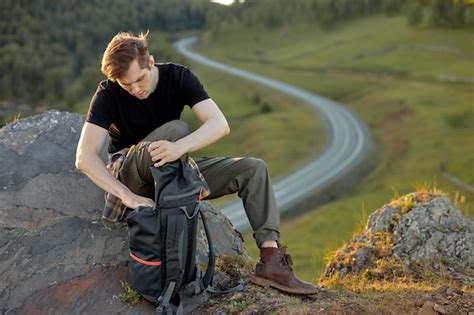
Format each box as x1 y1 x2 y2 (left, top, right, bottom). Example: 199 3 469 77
250 246 318 295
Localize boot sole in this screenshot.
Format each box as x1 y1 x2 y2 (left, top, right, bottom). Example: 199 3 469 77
249 275 318 295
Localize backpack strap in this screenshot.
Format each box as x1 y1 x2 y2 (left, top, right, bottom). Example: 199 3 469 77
206 278 246 294
200 207 245 294
199 209 215 290
189 208 245 295
156 282 184 315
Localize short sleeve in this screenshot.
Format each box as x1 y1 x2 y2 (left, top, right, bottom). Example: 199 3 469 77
179 67 209 107
86 85 113 130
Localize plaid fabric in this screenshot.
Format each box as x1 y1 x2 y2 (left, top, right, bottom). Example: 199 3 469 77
102 148 129 222
102 148 210 222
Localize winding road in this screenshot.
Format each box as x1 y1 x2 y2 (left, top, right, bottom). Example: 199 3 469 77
174 37 375 231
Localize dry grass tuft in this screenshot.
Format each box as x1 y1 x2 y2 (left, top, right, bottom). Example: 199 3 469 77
320 189 472 293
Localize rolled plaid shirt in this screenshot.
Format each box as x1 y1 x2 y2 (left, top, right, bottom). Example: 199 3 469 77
102 148 210 222
102 148 129 222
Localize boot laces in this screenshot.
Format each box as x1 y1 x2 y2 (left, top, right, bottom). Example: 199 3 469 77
279 247 293 271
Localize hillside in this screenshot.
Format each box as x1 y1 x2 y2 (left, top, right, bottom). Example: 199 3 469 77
195 14 474 281
193 192 473 315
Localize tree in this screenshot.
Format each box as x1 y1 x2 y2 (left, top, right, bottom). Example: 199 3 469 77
407 3 424 26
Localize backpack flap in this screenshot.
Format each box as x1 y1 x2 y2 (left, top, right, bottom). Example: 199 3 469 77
151 159 208 208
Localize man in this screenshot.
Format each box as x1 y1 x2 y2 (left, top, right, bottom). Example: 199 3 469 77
76 31 317 295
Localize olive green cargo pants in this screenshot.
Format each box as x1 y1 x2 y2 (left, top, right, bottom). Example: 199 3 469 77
118 120 280 247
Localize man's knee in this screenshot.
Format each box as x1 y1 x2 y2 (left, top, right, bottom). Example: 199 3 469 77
145 120 189 142
243 157 268 176
166 120 189 139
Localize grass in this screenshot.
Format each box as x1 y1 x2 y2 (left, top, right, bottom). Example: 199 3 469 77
157 31 326 182
180 64 325 181
118 281 141 306
321 189 471 286
196 15 474 282
198 251 474 315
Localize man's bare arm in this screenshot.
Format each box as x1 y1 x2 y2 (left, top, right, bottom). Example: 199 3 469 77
148 98 230 167
75 122 154 209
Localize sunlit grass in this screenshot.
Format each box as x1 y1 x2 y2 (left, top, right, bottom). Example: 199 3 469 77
200 15 474 282
180 64 325 181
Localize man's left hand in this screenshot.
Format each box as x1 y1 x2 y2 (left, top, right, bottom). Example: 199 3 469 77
148 140 185 168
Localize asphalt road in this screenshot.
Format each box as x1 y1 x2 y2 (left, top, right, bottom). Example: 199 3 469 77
174 37 374 231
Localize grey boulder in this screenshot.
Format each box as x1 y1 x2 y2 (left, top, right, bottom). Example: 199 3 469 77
0 110 247 314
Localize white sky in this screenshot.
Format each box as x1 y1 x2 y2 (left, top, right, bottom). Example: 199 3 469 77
211 0 234 5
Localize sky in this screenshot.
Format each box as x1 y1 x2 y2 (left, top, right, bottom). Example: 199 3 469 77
211 0 234 5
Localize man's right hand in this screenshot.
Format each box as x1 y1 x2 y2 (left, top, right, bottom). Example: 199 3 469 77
76 122 156 211
121 192 155 209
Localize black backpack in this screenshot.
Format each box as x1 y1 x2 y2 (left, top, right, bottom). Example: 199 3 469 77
126 158 216 314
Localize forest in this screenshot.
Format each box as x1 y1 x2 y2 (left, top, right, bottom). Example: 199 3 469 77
0 0 210 109
0 0 472 117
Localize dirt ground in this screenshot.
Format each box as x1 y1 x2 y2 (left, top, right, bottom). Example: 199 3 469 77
192 280 473 314
191 256 474 314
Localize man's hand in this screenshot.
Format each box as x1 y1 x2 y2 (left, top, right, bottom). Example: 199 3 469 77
148 140 185 168
121 191 155 209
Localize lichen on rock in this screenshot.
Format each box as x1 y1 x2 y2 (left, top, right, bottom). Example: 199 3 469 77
323 192 474 285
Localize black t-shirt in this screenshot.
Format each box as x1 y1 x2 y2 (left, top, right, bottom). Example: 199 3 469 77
86 63 209 154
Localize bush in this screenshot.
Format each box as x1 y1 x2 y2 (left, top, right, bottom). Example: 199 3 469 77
407 3 424 26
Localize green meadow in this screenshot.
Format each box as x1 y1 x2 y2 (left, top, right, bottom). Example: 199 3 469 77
180 64 324 181
195 15 474 282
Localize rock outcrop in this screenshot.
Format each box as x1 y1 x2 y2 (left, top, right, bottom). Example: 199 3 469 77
323 192 474 284
0 110 247 314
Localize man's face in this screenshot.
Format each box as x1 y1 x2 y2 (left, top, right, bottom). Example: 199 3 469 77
116 57 155 100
